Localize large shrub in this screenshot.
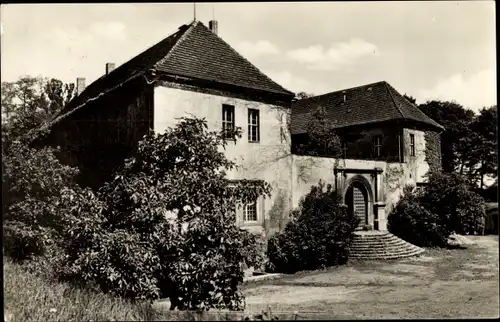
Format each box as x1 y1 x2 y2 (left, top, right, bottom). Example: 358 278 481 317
58 117 270 310
387 186 448 247
420 172 485 235
267 181 359 274
388 172 486 247
2 139 79 262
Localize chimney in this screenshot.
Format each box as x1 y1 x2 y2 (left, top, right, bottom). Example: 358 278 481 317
209 20 218 35
76 77 86 96
342 91 347 103
106 62 116 75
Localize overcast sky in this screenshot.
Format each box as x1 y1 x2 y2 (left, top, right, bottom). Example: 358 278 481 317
1 2 496 112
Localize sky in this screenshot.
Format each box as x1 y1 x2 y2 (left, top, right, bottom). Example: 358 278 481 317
0 2 496 112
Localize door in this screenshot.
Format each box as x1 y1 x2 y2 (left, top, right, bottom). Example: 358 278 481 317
346 183 368 229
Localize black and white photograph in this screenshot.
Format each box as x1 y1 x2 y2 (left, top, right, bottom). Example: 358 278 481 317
1 2 497 320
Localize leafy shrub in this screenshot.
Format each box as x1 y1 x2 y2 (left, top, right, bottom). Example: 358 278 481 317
388 172 486 247
267 181 360 274
420 172 485 235
2 140 79 262
388 186 448 247
58 117 270 310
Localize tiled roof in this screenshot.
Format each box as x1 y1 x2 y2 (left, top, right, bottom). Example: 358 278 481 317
61 20 292 114
290 81 445 134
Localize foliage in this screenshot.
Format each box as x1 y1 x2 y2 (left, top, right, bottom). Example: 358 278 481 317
295 106 343 158
388 185 448 247
57 117 271 311
417 100 497 190
403 94 417 104
388 172 486 247
267 181 359 273
1 76 75 143
295 91 315 100
420 172 486 235
469 106 498 188
2 140 80 262
4 259 163 322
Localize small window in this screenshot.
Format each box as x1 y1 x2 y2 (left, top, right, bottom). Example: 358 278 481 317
248 109 260 142
410 134 415 156
373 135 382 157
342 140 348 159
222 104 235 139
243 201 258 222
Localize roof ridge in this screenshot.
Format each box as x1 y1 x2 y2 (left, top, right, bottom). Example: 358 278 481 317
299 81 387 102
154 21 199 69
383 82 406 120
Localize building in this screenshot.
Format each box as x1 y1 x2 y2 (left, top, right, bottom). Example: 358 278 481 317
290 82 444 230
35 20 443 236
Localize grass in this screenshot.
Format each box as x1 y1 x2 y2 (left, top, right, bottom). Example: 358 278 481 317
242 235 500 319
4 236 499 320
3 259 165 322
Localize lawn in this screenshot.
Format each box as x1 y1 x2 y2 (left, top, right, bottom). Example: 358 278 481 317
242 235 499 319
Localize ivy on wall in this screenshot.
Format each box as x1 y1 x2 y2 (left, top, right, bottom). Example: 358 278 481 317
424 131 442 173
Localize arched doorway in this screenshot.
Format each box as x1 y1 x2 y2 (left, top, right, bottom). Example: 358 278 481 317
345 182 368 229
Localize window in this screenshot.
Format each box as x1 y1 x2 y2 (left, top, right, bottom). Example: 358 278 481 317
342 140 348 159
222 104 235 139
243 201 258 222
373 135 382 157
409 134 415 156
248 109 260 142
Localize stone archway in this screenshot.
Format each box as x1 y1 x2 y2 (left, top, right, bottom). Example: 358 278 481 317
341 174 375 230
334 167 386 230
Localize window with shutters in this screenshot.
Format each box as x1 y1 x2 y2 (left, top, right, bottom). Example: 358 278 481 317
248 109 260 142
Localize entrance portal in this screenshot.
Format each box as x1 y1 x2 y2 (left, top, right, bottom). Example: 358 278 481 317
345 182 368 229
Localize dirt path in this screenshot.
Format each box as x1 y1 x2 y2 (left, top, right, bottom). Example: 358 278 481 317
243 236 499 319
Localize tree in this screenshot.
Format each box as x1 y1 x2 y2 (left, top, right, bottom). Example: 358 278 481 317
295 91 315 100
470 106 498 188
403 94 417 104
296 106 342 158
418 100 477 174
2 76 79 263
58 117 270 310
1 76 75 143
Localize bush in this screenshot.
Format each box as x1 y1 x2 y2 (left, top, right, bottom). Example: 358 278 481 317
420 172 485 235
2 140 79 262
58 117 270 310
388 172 486 247
388 186 448 247
267 181 360 274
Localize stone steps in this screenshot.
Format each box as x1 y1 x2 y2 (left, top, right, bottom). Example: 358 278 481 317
349 231 424 260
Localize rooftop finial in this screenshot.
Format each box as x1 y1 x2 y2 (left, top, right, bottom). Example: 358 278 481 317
193 3 197 21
